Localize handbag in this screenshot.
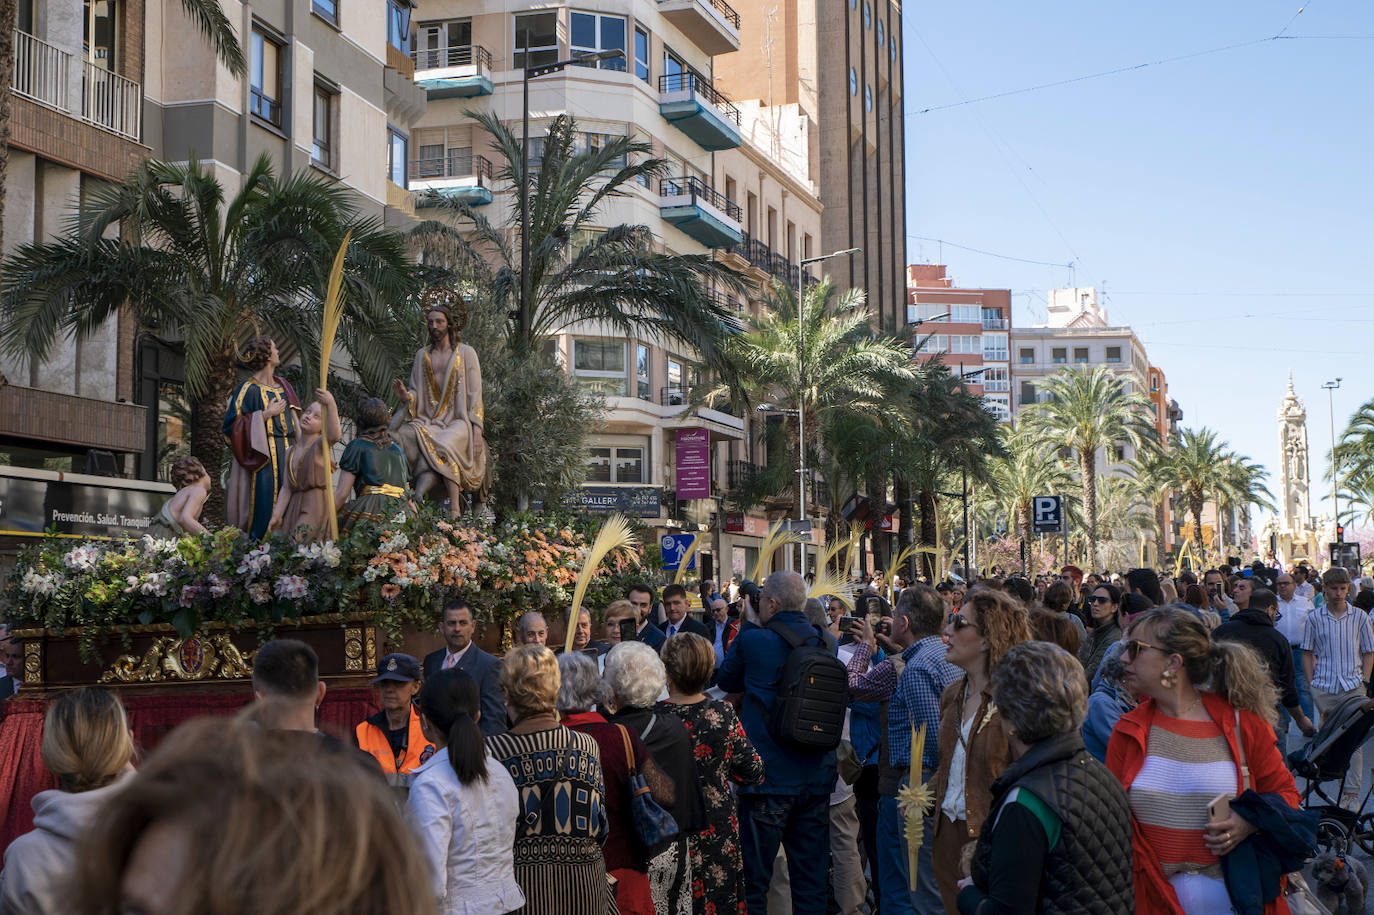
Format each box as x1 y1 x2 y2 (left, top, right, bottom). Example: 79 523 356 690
616 723 679 854
1284 873 1332 915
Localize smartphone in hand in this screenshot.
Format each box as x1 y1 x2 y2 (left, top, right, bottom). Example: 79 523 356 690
1207 793 1231 823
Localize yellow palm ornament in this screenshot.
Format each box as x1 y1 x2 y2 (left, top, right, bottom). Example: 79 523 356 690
896 723 936 891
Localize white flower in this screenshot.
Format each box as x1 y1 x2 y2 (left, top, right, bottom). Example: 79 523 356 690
295 541 343 569
20 569 60 596
141 535 180 555
363 564 387 582
380 533 409 553
138 572 171 597
391 512 408 524
247 581 271 604
237 545 272 576
274 575 309 600
62 545 101 572
206 575 230 598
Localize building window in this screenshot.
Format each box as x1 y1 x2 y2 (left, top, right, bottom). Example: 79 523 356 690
312 0 338 25
514 12 558 69
573 339 627 395
1020 381 1037 406
571 12 626 70
587 446 644 483
1106 346 1122 363
387 0 411 51
982 332 1008 361
983 366 1009 393
849 68 857 95
311 82 336 169
1073 347 1089 364
877 20 883 45
865 84 872 111
250 27 284 127
1051 347 1066 364
981 307 1004 329
1151 373 1160 392
414 20 472 68
947 335 980 355
947 304 980 323
890 37 896 61
634 27 650 82
863 2 871 27
84 0 119 70
664 47 687 78
388 128 408 186
666 356 691 403
984 395 1011 423
636 344 651 400
923 335 948 354
1019 347 1034 364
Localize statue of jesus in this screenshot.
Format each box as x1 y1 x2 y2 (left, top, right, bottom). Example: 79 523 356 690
390 288 487 514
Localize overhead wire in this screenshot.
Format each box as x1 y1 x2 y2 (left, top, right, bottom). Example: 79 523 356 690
906 234 1072 269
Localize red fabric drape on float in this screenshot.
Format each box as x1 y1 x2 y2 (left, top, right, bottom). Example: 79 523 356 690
0 688 378 854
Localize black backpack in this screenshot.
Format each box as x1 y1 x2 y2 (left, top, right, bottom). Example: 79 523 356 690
764 619 848 751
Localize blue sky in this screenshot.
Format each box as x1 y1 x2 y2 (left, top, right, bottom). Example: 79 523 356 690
902 0 1374 528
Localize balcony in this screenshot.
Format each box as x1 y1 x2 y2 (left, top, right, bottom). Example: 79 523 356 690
660 176 743 248
410 44 493 98
658 73 741 151
411 154 494 207
981 317 1009 330
12 30 141 141
727 459 759 489
657 0 740 55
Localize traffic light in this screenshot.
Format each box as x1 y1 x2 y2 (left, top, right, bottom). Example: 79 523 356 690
1337 523 1346 543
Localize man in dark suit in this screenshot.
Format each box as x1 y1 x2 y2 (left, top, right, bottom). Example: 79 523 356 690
706 596 739 667
628 582 667 650
421 599 506 736
661 583 712 640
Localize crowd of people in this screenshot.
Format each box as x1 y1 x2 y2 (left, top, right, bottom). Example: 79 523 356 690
0 557 1360 914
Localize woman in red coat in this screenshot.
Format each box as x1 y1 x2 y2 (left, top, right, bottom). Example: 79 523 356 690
1106 607 1301 915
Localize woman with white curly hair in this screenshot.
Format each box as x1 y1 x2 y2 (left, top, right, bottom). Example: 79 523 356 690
604 642 707 915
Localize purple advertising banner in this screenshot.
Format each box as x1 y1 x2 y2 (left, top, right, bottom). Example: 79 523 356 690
675 428 711 499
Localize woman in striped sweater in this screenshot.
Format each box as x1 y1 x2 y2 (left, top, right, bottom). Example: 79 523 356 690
1106 607 1301 915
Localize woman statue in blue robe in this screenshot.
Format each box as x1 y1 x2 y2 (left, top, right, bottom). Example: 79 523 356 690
223 336 300 538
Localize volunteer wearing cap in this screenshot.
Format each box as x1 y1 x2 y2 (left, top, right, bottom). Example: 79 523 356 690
356 653 436 777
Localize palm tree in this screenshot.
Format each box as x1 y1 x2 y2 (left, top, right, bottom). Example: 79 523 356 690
0 0 245 274
1146 427 1232 558
1094 474 1160 570
1216 455 1274 554
0 155 415 520
1022 364 1156 571
987 424 1076 549
894 361 1005 579
411 112 743 374
711 277 914 517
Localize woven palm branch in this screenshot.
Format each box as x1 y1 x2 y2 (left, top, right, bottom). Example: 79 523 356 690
564 514 639 654
808 567 852 611
750 520 806 583
318 230 351 542
896 723 935 890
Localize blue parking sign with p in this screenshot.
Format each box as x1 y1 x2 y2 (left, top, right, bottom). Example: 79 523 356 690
662 534 696 570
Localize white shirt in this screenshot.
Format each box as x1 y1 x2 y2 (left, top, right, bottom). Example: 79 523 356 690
941 715 976 822
406 752 525 915
1275 595 1314 646
441 642 473 670
1296 582 1316 601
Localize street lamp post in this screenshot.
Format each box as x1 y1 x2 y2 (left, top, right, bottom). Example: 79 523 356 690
518 46 625 343
794 247 860 574
1323 378 1343 530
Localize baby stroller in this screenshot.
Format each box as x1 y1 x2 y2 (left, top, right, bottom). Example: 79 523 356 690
1287 691 1374 854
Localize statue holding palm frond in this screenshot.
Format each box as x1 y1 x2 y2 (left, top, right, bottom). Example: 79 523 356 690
391 285 489 516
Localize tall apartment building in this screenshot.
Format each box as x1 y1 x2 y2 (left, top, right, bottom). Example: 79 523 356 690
713 0 906 330
407 0 827 578
2 0 151 470
905 265 1012 423
144 0 425 227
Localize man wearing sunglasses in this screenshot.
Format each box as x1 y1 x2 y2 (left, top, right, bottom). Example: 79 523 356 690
1212 588 1316 739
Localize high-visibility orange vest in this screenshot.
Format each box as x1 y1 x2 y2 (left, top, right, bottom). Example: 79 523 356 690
355 707 435 774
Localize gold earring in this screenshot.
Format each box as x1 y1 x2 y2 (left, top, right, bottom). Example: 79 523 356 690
1161 669 1178 689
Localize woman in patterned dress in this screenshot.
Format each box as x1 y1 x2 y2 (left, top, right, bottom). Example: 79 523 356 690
484 645 617 915
657 633 763 915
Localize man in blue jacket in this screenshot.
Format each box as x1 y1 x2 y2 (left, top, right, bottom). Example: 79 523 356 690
717 569 836 915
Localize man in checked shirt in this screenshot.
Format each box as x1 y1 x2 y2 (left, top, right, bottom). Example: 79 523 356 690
843 583 960 915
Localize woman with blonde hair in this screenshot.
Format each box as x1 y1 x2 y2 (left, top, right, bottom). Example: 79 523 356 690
1106 607 1301 915
1 687 136 914
70 715 434 915
930 586 1033 912
486 644 616 915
